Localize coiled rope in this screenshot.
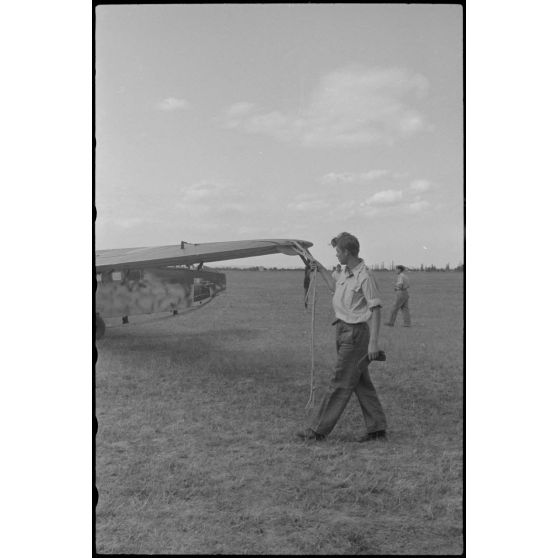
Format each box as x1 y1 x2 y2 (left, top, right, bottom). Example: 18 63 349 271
289 241 320 410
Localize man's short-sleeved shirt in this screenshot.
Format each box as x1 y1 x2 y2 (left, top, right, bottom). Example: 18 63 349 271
332 259 382 324
331 270 343 283
395 273 410 290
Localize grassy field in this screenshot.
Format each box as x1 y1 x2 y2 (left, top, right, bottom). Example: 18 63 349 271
95 269 463 554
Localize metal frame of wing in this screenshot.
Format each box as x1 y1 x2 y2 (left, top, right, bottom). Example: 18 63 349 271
95 238 314 272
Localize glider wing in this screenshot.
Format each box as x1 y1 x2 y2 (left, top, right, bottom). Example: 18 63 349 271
96 238 314 272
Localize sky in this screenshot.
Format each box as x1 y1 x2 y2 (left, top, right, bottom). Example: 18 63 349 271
96 4 463 268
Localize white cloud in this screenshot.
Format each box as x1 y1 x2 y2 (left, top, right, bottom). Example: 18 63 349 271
215 202 250 216
288 199 331 212
220 65 428 147
321 172 356 185
227 102 256 116
360 206 383 218
320 169 390 185
361 170 391 181
292 192 316 201
410 179 432 192
223 102 257 126
338 200 357 210
236 225 267 237
363 189 403 205
179 180 250 215
115 217 146 229
178 180 269 221
156 97 190 111
180 181 222 203
405 200 430 213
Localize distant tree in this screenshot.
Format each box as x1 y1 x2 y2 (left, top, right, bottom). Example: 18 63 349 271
420 263 424 271
455 263 464 272
445 263 450 271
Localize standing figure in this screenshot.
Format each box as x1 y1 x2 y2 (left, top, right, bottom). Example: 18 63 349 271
385 265 411 327
297 232 387 442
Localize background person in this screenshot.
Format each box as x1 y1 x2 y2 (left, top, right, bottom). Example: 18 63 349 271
385 265 411 327
297 232 387 442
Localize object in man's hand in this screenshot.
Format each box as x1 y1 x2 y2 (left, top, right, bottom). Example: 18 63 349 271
358 351 387 366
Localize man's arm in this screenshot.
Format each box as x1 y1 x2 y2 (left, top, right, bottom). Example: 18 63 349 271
366 306 381 360
361 272 382 359
311 260 336 293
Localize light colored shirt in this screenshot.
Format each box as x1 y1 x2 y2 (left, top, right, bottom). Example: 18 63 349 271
332 259 382 324
395 272 410 291
331 270 343 283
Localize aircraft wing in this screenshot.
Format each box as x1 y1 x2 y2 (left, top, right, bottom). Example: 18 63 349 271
96 238 314 272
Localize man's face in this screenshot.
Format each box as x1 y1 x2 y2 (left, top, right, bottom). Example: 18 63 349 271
335 246 349 265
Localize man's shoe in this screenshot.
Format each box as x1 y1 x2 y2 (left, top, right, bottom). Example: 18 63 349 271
357 430 387 443
403 324 411 327
384 323 394 327
296 428 326 441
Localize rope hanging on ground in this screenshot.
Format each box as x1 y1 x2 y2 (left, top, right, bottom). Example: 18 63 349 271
305 267 318 410
287 241 320 411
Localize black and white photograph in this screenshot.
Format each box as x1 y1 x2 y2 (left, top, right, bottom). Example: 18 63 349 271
10 2 558 557
94 3 463 554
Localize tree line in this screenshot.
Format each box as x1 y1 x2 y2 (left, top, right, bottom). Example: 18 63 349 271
214 263 464 272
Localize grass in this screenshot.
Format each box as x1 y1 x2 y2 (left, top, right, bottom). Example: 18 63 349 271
95 270 463 554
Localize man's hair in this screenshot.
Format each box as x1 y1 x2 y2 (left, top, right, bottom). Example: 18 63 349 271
331 232 360 256
396 265 406 272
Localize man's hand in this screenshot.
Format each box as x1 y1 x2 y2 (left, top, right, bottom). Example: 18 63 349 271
309 259 336 293
368 342 381 361
310 260 326 273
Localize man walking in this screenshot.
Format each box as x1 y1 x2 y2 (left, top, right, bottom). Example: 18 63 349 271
385 265 411 327
297 232 387 442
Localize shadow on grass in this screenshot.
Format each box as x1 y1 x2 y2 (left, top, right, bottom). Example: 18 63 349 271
99 327 261 349
96 328 288 373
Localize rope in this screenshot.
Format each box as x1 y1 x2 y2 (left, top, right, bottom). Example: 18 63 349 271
286 241 320 410
304 279 311 308
305 266 318 410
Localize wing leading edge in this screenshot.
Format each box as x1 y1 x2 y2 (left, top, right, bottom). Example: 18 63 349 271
95 238 314 272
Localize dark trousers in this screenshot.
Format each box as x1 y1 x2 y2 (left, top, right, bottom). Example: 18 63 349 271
310 321 387 436
387 290 411 326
